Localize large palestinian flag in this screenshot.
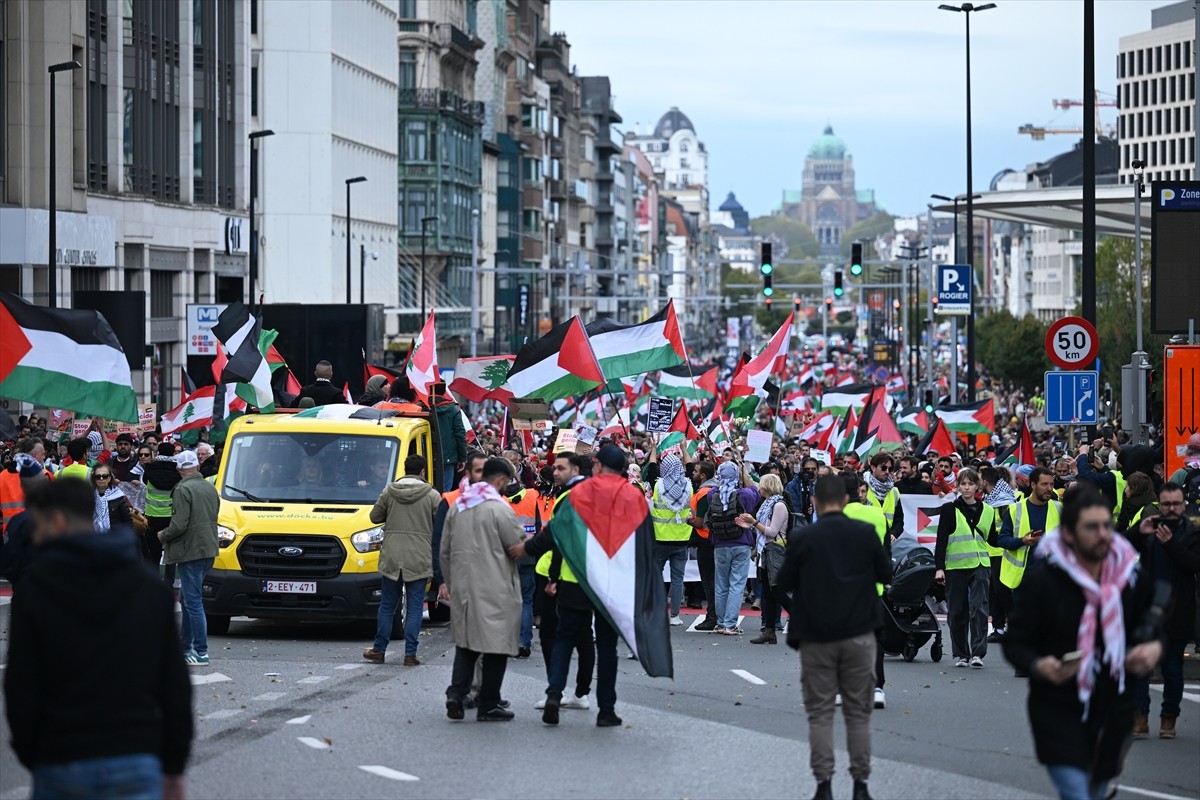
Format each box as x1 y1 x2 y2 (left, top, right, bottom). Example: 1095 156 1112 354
937 399 995 435
819 383 874 416
503 317 604 402
449 355 514 404
586 301 686 389
899 495 954 547
896 406 931 436
550 476 673 678
657 363 717 400
0 291 138 421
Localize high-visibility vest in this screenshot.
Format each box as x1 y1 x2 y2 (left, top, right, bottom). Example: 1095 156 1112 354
689 486 713 540
58 462 91 482
535 489 577 583
865 487 899 529
984 505 1010 558
945 504 995 571
0 470 24 532
144 480 173 518
1113 472 1126 520
650 485 692 543
1000 498 1062 589
507 489 541 539
844 502 887 597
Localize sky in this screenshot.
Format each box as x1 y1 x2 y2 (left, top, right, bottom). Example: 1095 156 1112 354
551 0 1172 219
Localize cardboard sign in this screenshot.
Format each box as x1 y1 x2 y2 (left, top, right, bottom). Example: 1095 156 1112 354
573 422 598 445
137 404 157 434
71 420 92 440
745 429 773 464
48 410 75 442
647 397 674 433
553 430 578 453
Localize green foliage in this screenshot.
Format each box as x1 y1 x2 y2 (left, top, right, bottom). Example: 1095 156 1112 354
1090 236 1167 393
749 215 820 259
840 213 896 258
975 311 1053 391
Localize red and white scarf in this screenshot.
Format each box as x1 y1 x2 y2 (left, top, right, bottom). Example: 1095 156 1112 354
455 479 504 511
1041 527 1139 717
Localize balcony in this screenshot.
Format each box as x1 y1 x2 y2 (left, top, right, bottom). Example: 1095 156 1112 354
523 186 543 209
550 139 564 158
437 23 482 56
398 89 484 122
548 179 567 200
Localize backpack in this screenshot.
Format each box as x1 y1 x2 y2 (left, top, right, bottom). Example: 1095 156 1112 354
707 494 744 541
1183 467 1200 507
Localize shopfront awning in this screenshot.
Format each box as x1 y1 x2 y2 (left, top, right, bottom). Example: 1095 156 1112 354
931 185 1152 238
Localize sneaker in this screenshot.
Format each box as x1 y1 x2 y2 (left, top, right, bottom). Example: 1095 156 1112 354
955 658 969 668
723 626 743 636
669 615 683 626
184 651 209 667
694 618 718 632
970 656 984 669
362 648 385 664
596 709 623 727
835 693 842 706
562 694 591 710
874 688 886 709
986 629 1006 643
713 626 730 635
534 698 546 710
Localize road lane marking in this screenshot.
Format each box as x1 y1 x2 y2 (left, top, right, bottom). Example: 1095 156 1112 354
359 766 419 782
252 692 288 702
1148 685 1200 704
190 672 232 686
335 664 364 670
1117 786 1198 800
286 715 312 725
687 615 747 633
297 737 330 750
297 675 330 685
201 709 242 720
731 669 767 685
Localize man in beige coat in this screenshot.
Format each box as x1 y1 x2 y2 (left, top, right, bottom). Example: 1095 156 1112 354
438 457 524 722
363 454 441 666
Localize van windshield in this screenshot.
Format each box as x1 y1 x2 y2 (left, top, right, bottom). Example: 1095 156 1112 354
221 432 400 504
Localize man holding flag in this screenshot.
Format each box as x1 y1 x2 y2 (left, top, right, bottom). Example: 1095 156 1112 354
510 444 672 728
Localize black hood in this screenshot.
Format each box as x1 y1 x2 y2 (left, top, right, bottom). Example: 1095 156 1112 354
25 530 144 623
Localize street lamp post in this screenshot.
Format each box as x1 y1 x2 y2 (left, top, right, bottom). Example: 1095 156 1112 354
359 244 377 305
420 216 438 320
248 129 275 305
344 176 367 304
940 1 994 404
470 209 480 357
47 60 81 308
931 192 980 403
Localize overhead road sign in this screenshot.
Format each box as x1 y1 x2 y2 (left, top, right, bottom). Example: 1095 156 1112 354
1151 181 1200 333
1044 370 1098 425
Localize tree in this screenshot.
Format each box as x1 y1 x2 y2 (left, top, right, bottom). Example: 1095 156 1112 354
840 212 896 258
974 311 1053 391
749 215 820 259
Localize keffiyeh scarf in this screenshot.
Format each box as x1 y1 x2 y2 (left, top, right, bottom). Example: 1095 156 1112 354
456 479 505 511
94 486 124 532
866 471 894 501
983 480 1018 507
657 455 690 512
716 462 740 511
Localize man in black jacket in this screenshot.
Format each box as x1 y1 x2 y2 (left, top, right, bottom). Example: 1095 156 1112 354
775 475 891 800
4 477 193 800
296 360 346 407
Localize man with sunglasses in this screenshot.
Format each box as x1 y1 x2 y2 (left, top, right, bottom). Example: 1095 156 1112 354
863 454 903 543
1128 482 1200 739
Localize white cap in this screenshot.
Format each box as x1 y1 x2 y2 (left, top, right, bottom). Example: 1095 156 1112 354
175 450 200 469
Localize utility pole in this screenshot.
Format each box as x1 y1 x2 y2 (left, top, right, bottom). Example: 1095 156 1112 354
469 209 479 358
926 205 936 401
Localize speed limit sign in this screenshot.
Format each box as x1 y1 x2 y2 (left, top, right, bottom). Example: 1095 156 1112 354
1045 316 1099 370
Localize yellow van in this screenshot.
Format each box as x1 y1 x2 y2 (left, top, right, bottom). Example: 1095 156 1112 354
202 410 436 634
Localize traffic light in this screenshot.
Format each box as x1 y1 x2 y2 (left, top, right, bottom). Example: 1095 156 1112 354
793 297 801 315
923 389 935 413
760 242 773 297
850 242 863 276
833 270 844 297
764 296 773 309
893 298 901 311
931 296 939 313
824 296 833 314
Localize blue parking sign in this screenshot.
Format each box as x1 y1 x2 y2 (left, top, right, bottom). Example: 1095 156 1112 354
1044 371 1099 425
936 264 972 316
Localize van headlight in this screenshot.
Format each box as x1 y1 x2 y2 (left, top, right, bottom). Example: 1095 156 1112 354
351 526 385 553
217 525 236 549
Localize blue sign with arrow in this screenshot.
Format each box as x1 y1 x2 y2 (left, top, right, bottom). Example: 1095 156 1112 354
936 264 972 316
1044 370 1099 425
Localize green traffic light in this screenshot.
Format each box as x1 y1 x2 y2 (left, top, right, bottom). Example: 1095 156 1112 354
924 404 934 413
833 287 844 297
760 263 773 276
763 286 774 297
850 263 863 276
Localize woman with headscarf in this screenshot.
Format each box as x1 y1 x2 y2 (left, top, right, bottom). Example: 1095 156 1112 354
703 461 759 635
358 374 390 406
650 455 693 626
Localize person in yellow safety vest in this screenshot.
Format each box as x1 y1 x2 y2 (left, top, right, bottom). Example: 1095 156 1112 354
933 468 995 669
506 479 542 659
1115 471 1158 533
841 473 891 710
650 455 692 628
57 439 92 482
531 452 594 712
991 467 1062 593
1074 440 1126 520
978 465 1019 644
863 453 904 542
141 442 182 584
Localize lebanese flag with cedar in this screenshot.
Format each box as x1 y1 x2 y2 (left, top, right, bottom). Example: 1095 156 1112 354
550 474 672 678
406 311 440 401
160 385 246 434
449 355 515 404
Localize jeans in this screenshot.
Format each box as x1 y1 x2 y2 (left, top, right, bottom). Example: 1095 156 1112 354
944 565 990 659
32 753 161 800
548 605 617 711
177 557 214 656
447 647 507 709
373 575 426 656
535 576 594 694
712 545 752 629
697 544 716 622
653 543 688 617
800 633 877 782
518 564 536 648
1134 637 1189 717
443 465 456 492
1045 765 1111 800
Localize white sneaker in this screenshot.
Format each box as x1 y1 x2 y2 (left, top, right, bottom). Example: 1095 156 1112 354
534 698 546 710
955 658 969 668
562 694 591 710
874 688 886 709
669 615 683 626
970 656 984 669
835 693 842 706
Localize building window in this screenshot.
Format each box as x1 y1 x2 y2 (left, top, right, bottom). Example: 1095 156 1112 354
251 58 258 117
150 270 175 317
521 157 542 184
403 190 428 232
123 0 181 200
498 157 513 188
497 210 512 237
398 0 415 18
403 120 428 161
522 209 542 235
398 49 416 90
86 0 109 191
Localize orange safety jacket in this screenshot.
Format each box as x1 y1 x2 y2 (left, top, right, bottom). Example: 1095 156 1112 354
0 470 24 533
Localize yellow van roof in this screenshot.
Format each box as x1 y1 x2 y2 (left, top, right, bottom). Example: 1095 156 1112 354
225 413 428 437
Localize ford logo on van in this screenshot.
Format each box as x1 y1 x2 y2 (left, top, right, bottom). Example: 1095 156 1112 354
278 546 304 557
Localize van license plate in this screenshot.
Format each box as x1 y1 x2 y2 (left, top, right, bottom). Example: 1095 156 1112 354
261 581 316 594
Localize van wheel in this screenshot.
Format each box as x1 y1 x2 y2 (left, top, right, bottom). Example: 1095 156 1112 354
207 614 232 636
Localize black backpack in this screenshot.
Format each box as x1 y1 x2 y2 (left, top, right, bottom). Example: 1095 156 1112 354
707 494 744 541
1183 467 1200 507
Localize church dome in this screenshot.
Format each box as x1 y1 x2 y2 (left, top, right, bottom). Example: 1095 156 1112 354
654 107 695 139
807 125 847 160
718 192 744 212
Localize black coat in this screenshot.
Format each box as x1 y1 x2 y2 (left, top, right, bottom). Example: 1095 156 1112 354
895 476 932 495
1003 558 1156 780
1123 516 1200 639
296 379 346 407
775 510 891 646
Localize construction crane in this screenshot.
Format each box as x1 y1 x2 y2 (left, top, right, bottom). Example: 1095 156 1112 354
1018 91 1119 141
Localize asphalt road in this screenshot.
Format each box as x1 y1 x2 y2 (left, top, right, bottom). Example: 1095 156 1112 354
0 603 1197 800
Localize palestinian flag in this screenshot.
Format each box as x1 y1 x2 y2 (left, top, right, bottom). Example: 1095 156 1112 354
819 383 874 416
449 355 514 404
364 360 404 386
406 312 440 401
503 317 604 402
900 495 948 547
797 411 834 442
0 291 138 422
896 406 931 436
723 387 760 421
180 367 197 404
739 313 794 390
998 416 1036 468
586 301 686 388
703 417 730 448
550 477 673 678
915 417 957 458
599 407 631 439
161 385 246 434
853 385 905 457
937 399 995 435
212 302 274 410
657 401 701 453
657 363 717 400
294 403 403 421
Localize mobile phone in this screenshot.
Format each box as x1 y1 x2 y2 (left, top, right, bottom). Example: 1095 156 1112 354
1061 650 1083 663
1160 516 1182 531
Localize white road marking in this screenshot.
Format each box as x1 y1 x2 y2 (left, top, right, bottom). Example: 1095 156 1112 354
201 709 242 720
297 737 330 750
252 692 288 702
297 675 330 685
359 766 420 782
0 596 11 606
190 672 233 686
334 663 364 670
731 669 767 686
1148 685 1200 704
1117 786 1198 800
286 715 312 725
0 785 31 800
686 614 747 632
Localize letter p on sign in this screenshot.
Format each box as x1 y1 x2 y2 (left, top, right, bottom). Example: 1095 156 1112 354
942 268 959 292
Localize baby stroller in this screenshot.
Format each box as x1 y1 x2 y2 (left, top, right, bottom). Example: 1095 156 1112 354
880 540 944 663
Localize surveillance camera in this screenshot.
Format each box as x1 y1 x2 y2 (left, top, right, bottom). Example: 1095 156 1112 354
370 251 379 260
1131 159 1146 170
